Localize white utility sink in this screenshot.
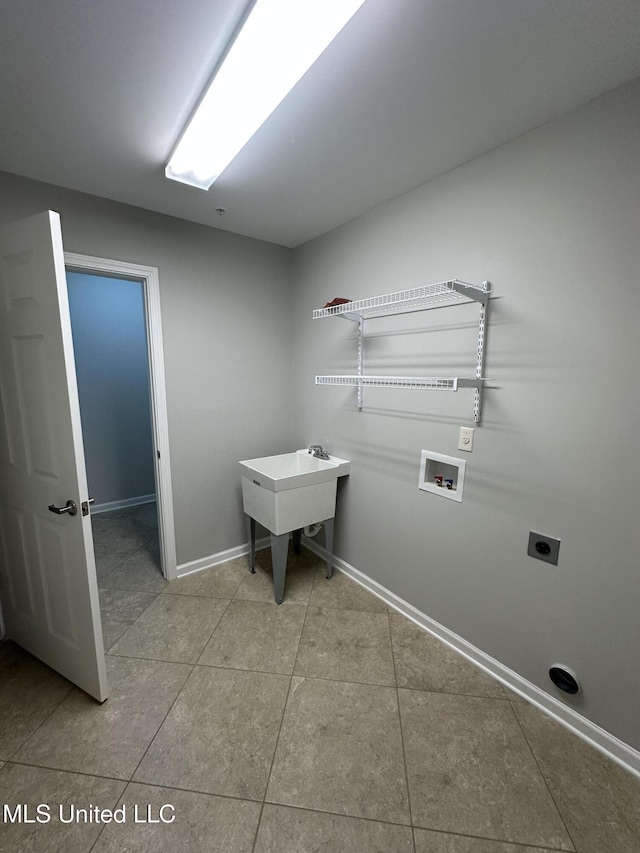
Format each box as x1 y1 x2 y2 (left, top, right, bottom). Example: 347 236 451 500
239 449 350 536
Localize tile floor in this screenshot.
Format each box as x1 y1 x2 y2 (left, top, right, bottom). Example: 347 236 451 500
1 505 640 851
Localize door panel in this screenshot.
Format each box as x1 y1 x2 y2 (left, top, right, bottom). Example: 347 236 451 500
36 516 78 643
0 379 15 466
13 333 59 477
0 211 108 701
0 505 37 619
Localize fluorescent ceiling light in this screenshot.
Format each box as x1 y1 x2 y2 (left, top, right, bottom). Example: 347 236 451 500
165 0 367 190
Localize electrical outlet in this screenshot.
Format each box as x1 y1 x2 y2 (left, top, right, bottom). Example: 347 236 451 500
527 531 561 565
458 427 474 452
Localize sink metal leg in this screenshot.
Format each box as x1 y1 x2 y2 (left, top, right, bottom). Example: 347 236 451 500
270 532 289 604
324 517 335 579
245 514 256 573
292 528 302 556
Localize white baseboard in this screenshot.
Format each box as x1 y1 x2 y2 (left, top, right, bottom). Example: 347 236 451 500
176 536 270 579
302 535 640 780
92 494 156 514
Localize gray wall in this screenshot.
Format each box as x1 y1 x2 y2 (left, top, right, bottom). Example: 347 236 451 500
0 172 293 566
67 271 155 507
291 78 640 749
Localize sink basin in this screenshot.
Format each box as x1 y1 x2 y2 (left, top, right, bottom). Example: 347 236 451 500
239 449 350 491
239 449 350 535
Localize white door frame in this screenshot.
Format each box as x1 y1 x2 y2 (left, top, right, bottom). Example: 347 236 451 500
64 253 177 580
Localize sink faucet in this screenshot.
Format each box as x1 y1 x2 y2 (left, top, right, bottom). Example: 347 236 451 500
309 445 330 460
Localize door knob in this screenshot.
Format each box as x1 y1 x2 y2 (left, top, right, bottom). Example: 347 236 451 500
48 500 78 516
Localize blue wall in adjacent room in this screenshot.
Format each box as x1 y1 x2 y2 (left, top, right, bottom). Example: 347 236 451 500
66 271 155 507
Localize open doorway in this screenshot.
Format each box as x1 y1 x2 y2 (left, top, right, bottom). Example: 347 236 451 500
66 270 164 599
64 254 176 595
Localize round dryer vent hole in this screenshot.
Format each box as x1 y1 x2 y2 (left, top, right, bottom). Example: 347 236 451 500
549 664 581 695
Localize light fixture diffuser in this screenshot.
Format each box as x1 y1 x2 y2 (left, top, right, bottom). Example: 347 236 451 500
165 0 367 190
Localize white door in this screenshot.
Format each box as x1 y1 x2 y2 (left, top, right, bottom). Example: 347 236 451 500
0 211 108 702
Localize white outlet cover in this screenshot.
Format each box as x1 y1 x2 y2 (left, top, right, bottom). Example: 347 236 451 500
458 427 474 452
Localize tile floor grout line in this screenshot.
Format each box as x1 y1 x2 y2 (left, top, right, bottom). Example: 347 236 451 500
125 662 197 785
254 572 314 842
260 799 415 829
250 802 266 853
124 774 418 821
106 657 502 698
398 682 515 701
87 778 130 853
413 822 580 852
27 766 274 807
290 567 319 677
2 677 76 764
508 698 580 853
96 562 164 590
191 595 235 666
101 649 533 699
161 589 247 600
104 650 212 666
253 671 296 853
99 585 166 596
92 505 163 590
12 750 573 847
1 758 132 784
103 589 164 641
388 612 417 853
262 593 311 767
308 563 390 614
122 778 261 804
94 544 141 580
101 783 420 833
94 538 149 555
10 763 425 840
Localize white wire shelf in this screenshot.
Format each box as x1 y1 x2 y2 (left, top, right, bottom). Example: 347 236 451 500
313 279 490 320
312 277 492 422
315 375 483 391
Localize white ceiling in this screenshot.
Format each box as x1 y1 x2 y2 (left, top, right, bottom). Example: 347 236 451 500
1 0 640 248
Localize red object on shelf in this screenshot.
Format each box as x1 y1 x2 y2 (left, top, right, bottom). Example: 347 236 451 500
323 297 352 308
